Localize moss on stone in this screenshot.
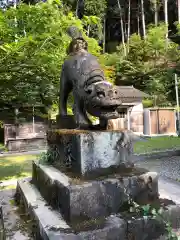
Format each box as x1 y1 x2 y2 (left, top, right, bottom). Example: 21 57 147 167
70 216 106 232
47 129 127 135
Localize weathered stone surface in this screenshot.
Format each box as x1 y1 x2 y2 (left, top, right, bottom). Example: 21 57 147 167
15 178 80 240
162 204 180 229
124 171 159 204
127 217 165 240
32 162 158 221
47 129 137 175
68 180 126 221
78 216 126 240
16 178 127 240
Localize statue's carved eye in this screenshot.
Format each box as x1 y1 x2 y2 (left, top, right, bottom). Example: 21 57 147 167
87 89 92 95
97 91 105 98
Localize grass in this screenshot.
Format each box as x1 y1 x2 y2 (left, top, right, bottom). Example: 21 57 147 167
0 143 7 152
0 154 39 182
0 136 179 182
134 136 180 154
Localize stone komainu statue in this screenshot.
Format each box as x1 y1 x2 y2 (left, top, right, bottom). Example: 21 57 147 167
59 26 122 129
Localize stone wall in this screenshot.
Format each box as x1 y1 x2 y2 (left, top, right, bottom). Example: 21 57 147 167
4 122 47 151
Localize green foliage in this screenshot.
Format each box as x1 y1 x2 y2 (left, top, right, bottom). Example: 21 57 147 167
0 0 100 108
82 15 102 40
142 99 154 108
84 0 107 19
38 152 51 165
125 183 179 239
115 23 179 105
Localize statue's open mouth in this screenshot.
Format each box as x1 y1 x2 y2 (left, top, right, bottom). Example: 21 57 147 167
86 104 120 119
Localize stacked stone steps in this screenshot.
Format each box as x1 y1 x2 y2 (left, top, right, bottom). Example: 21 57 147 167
32 161 159 222
16 177 126 240
16 178 79 240
15 160 180 240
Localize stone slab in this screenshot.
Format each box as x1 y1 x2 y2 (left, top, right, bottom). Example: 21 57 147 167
16 178 127 240
32 161 159 222
7 137 47 152
15 178 80 240
127 217 165 240
126 204 180 240
77 216 126 240
47 129 138 175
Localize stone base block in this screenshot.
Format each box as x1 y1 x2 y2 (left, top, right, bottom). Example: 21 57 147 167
15 177 180 240
15 178 126 240
77 216 126 240
32 161 159 222
47 129 138 176
15 178 78 240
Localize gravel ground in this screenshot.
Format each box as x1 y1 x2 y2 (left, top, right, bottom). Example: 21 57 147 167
0 189 32 240
135 155 180 181
135 155 180 204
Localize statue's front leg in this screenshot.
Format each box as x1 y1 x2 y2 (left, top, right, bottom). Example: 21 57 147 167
59 65 71 116
73 98 91 129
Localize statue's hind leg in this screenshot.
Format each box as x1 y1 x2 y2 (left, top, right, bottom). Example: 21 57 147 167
73 98 92 129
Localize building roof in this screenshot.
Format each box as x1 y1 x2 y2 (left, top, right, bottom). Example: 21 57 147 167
117 86 149 101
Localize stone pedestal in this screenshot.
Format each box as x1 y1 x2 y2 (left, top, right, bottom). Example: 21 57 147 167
32 161 158 222
16 128 179 240
47 129 136 176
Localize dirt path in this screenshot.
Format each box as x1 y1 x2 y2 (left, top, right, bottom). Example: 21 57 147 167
0 189 32 240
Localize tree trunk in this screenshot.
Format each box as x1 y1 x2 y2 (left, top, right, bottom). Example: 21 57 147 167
164 0 168 49
127 0 131 52
137 3 140 35
117 0 127 56
154 0 158 26
178 0 180 24
137 14 140 35
103 17 106 53
141 0 146 38
76 0 79 17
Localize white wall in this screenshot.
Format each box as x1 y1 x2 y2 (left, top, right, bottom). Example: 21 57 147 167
130 103 144 134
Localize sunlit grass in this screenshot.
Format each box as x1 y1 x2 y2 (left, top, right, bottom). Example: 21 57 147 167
134 136 180 154
0 154 39 181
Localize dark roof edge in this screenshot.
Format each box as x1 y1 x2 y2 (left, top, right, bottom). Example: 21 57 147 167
117 85 150 98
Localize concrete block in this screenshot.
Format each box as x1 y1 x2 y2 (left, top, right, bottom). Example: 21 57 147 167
15 178 80 240
78 216 126 240
32 162 159 222
127 217 165 240
47 129 137 176
15 178 127 240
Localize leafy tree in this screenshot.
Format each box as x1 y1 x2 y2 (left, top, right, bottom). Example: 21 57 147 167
0 0 100 110
84 0 107 19
115 24 179 106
